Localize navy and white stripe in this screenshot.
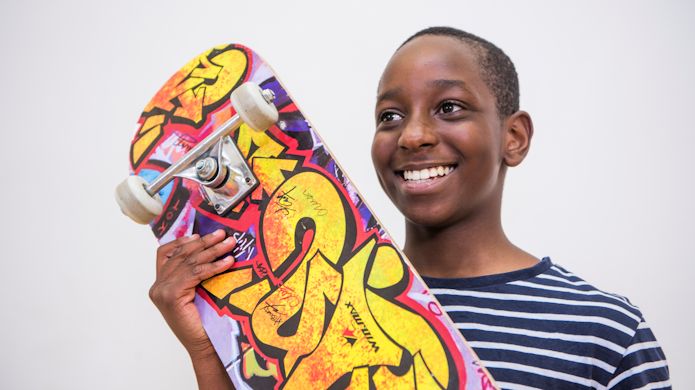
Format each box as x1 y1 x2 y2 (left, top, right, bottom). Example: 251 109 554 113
423 258 670 389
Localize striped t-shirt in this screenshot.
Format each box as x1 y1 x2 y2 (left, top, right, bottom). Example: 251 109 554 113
422 258 670 389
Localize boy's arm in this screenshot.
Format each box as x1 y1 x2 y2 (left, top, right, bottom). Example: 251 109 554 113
189 344 235 390
149 230 237 390
607 320 670 389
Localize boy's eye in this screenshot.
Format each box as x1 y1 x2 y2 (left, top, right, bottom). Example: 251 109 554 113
379 111 403 123
438 101 463 114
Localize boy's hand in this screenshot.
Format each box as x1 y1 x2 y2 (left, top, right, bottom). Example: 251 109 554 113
149 229 236 357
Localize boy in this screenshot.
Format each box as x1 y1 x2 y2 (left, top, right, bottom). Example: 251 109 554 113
150 27 670 389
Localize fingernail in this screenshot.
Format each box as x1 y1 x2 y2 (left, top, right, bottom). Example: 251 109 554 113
190 234 200 240
214 229 225 236
223 236 235 244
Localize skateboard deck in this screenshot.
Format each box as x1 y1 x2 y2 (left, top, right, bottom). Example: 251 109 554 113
123 44 496 389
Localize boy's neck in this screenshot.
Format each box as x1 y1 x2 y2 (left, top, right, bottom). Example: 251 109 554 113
403 215 538 279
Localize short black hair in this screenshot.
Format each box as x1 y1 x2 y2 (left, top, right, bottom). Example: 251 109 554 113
401 26 519 118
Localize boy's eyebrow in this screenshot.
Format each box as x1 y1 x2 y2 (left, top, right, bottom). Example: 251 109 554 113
376 87 402 103
428 79 470 92
376 79 471 103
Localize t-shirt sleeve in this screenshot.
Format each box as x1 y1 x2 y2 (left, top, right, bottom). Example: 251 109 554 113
607 319 671 389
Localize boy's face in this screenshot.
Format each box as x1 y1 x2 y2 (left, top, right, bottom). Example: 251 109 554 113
372 35 508 228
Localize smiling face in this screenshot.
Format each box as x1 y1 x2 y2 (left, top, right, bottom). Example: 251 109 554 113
371 35 509 229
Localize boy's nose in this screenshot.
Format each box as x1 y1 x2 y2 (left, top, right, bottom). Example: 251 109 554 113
398 117 438 150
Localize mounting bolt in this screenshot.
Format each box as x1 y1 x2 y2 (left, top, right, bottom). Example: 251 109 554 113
195 157 218 181
214 204 222 211
261 89 276 104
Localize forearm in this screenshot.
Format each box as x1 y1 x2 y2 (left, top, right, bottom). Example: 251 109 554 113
189 345 235 390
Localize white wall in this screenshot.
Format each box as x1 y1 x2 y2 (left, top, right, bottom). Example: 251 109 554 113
1 0 692 388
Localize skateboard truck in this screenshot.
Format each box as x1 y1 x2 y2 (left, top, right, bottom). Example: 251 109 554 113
115 82 279 224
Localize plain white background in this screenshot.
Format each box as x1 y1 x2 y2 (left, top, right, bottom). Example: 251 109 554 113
1 0 692 388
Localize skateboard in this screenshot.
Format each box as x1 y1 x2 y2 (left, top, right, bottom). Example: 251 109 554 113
116 44 497 389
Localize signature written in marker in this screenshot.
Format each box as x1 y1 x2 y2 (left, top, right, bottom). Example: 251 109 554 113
274 186 297 216
302 188 328 216
261 301 286 325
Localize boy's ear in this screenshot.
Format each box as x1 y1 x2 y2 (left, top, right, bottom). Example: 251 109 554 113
502 111 534 167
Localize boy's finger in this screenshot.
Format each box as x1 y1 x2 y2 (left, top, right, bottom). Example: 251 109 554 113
190 256 235 283
190 236 237 265
157 234 197 258
156 234 200 271
176 229 226 258
198 229 229 249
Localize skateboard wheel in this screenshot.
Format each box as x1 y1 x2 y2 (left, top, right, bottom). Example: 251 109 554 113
115 175 163 224
230 82 279 132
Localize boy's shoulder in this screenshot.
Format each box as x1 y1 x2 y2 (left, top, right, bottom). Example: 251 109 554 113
508 259 645 324
427 258 645 340
425 258 670 388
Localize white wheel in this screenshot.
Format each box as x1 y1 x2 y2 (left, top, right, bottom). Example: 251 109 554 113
230 82 279 131
115 175 163 224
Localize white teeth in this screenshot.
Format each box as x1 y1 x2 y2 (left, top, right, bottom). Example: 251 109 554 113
402 165 454 181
